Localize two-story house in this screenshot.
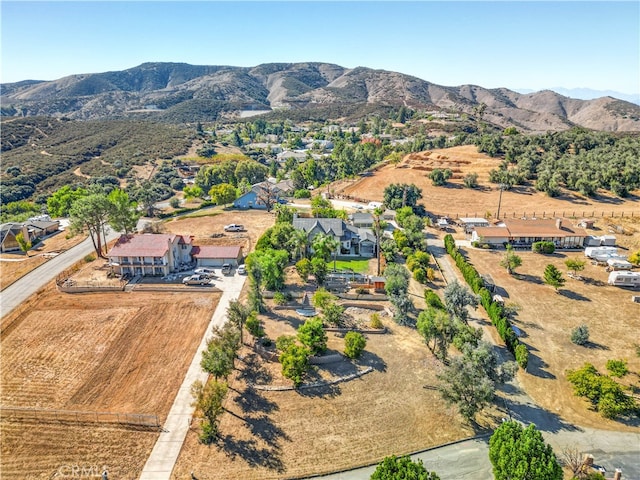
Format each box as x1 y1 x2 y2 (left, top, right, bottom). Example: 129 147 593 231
107 234 193 277
292 217 377 258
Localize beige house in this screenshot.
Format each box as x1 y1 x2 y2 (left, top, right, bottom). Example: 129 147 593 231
471 218 587 248
108 234 193 277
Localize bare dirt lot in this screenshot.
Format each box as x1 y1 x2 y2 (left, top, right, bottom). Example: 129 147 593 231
463 244 640 431
161 207 276 254
1 284 220 479
0 230 85 291
172 295 486 480
339 145 640 218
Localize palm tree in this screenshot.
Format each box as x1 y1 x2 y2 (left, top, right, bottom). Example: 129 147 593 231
312 233 340 270
372 206 387 275
289 229 310 260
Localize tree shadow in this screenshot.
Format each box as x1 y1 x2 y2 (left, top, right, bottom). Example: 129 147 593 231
559 289 591 301
356 350 387 373
243 414 291 445
217 435 286 473
582 276 605 286
582 340 610 351
238 353 273 385
296 382 342 398
232 386 279 415
514 273 543 284
524 346 556 379
500 398 583 434
263 310 305 330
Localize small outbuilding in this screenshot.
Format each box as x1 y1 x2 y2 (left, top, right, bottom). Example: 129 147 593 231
608 271 640 287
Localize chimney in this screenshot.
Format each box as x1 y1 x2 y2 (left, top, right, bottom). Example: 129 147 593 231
556 218 563 230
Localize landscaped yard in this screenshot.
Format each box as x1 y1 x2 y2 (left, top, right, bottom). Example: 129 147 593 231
327 257 374 274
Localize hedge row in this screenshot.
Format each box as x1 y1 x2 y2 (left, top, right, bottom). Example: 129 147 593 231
443 234 529 369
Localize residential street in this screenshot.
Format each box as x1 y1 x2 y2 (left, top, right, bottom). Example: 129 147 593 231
0 229 120 318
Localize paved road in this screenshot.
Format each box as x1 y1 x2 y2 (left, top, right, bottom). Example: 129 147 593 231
139 272 247 480
0 229 119 318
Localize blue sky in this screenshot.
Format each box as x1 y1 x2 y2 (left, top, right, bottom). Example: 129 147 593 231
1 1 638 96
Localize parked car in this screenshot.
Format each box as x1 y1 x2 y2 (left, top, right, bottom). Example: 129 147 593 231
194 267 216 277
183 274 212 285
224 224 244 232
221 263 232 275
237 264 246 275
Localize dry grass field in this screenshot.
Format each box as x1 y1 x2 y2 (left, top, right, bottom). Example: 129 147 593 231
1 282 220 479
339 145 640 218
0 230 85 291
172 309 481 480
462 243 640 431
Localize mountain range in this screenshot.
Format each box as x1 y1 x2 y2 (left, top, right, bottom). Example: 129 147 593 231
2 62 639 132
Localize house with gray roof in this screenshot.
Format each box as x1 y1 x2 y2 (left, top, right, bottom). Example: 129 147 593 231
293 217 377 258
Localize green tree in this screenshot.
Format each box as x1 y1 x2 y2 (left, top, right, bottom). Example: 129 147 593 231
323 302 344 326
344 331 366 359
383 183 422 210
107 188 139 235
417 307 455 360
297 317 327 355
312 232 340 264
295 258 312 282
183 185 203 200
46 185 88 218
311 257 328 285
443 281 478 324
245 311 264 338
571 324 589 346
370 455 440 480
279 343 310 387
463 172 479 188
500 245 522 275
544 264 565 291
190 379 228 444
311 287 335 310
384 263 412 325
208 183 237 206
372 206 386 275
15 231 32 256
565 257 586 276
274 204 296 224
246 249 288 291
489 422 563 480
288 228 310 259
606 359 628 378
437 342 516 421
628 250 640 265
429 168 453 186
69 193 112 258
226 299 252 345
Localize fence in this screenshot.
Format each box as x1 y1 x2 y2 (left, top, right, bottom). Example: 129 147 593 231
0 406 160 428
430 211 639 221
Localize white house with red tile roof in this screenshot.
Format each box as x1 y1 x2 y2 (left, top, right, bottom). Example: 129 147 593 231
108 234 193 276
191 245 243 267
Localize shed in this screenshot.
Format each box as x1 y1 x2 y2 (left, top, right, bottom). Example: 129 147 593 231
584 236 601 247
437 218 449 230
577 219 595 229
191 245 243 267
369 276 386 290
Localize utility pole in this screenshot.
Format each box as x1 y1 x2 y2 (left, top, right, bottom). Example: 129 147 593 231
496 184 507 220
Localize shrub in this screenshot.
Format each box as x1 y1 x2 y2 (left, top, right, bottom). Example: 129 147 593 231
606 359 629 378
424 289 445 310
571 324 589 346
245 313 264 338
344 331 367 359
279 344 310 387
273 292 287 305
276 335 296 352
426 267 435 282
355 287 370 295
293 189 311 199
370 312 383 329
532 241 556 254
84 254 96 263
515 343 529 369
295 258 312 282
169 197 180 209
297 317 327 355
413 267 427 283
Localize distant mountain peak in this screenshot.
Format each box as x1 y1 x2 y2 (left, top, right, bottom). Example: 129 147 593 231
2 62 639 132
